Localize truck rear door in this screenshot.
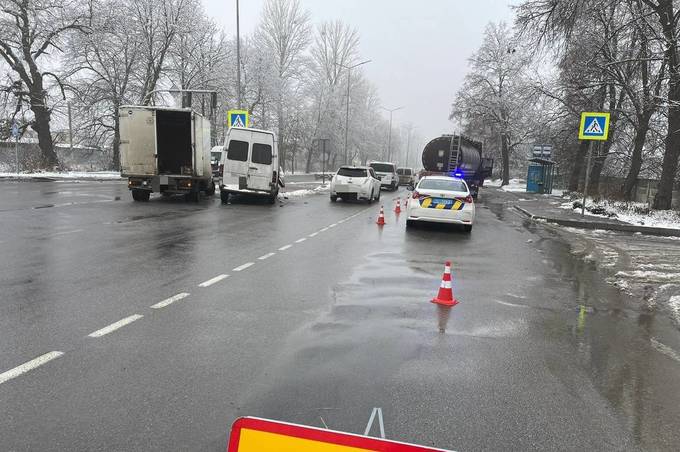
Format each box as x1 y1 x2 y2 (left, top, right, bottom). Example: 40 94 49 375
120 108 156 176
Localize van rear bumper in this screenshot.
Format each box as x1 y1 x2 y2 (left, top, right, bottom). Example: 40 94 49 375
220 184 273 197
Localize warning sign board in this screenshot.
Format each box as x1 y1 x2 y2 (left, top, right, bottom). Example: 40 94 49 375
228 417 452 452
228 110 249 128
578 112 610 141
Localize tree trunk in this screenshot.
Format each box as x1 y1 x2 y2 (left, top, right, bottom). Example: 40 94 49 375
568 140 589 192
501 132 510 185
305 145 314 173
653 0 680 210
31 105 58 168
621 113 651 201
112 110 121 171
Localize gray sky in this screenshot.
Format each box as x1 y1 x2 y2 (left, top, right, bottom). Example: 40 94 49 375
203 0 514 143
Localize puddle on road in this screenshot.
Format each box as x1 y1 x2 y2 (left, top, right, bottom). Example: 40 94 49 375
485 196 680 449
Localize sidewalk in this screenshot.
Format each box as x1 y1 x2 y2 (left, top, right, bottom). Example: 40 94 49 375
489 188 680 238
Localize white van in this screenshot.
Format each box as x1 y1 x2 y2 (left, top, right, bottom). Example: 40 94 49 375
219 127 284 203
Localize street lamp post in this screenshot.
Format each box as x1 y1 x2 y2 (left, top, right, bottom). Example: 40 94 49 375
337 59 371 165
382 106 403 162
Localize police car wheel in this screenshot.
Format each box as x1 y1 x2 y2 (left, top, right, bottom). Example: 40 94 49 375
463 224 472 233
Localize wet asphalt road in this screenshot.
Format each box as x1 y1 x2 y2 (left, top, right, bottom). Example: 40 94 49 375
1 180 679 451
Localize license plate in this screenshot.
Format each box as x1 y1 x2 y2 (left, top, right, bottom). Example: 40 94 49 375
431 198 453 206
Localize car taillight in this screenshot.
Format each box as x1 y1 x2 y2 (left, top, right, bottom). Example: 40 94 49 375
456 195 473 203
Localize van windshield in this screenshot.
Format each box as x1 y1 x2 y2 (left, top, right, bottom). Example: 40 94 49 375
227 140 248 161
252 143 272 165
370 163 394 173
337 168 367 177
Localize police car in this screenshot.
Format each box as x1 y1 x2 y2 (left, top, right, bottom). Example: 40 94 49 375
406 175 475 232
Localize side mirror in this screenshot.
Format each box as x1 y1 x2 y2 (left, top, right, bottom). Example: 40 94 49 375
407 184 415 191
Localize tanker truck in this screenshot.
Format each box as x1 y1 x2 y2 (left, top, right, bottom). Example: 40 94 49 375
420 134 494 198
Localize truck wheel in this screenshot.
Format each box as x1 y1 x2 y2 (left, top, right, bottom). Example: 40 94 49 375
220 191 229 204
205 180 216 196
330 195 338 202
132 189 150 202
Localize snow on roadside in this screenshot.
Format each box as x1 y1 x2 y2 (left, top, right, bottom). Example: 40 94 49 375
0 171 122 180
487 178 527 192
560 198 680 230
282 183 329 198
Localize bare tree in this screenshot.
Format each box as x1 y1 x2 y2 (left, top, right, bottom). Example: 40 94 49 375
0 0 89 167
255 0 311 171
451 22 534 185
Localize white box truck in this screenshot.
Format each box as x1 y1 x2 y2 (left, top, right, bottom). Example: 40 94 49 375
120 106 214 201
219 127 284 204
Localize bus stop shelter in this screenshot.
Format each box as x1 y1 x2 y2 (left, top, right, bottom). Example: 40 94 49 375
526 157 556 194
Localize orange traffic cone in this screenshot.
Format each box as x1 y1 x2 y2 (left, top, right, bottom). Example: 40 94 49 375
394 199 401 214
431 261 459 307
376 206 386 225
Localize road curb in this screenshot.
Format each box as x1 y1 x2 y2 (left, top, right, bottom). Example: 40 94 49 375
513 205 680 238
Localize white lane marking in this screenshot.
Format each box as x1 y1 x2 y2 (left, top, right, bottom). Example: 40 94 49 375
319 227 329 232
198 274 229 287
308 232 319 237
52 229 84 237
233 262 254 272
279 244 293 251
0 351 64 385
329 223 338 228
151 292 190 309
337 219 346 224
295 237 307 243
364 407 386 438
258 252 276 260
87 314 143 338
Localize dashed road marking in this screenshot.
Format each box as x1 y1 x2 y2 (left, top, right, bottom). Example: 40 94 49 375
295 238 307 243
199 274 229 287
87 314 143 338
233 262 254 272
329 223 338 228
279 244 293 251
319 227 329 232
309 232 319 237
0 351 64 385
258 252 276 260
151 292 190 309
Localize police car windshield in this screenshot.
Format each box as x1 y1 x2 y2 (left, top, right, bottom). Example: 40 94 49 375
418 178 467 192
370 163 394 173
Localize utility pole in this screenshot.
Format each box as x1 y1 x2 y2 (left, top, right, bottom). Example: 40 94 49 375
337 60 371 165
404 124 414 167
236 0 242 110
67 102 74 154
382 106 403 162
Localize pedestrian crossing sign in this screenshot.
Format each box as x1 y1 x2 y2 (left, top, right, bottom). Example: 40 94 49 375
228 110 249 128
578 112 610 141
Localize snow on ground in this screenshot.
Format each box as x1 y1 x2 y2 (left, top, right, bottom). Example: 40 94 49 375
282 183 329 198
0 171 122 180
560 198 680 230
487 178 528 192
